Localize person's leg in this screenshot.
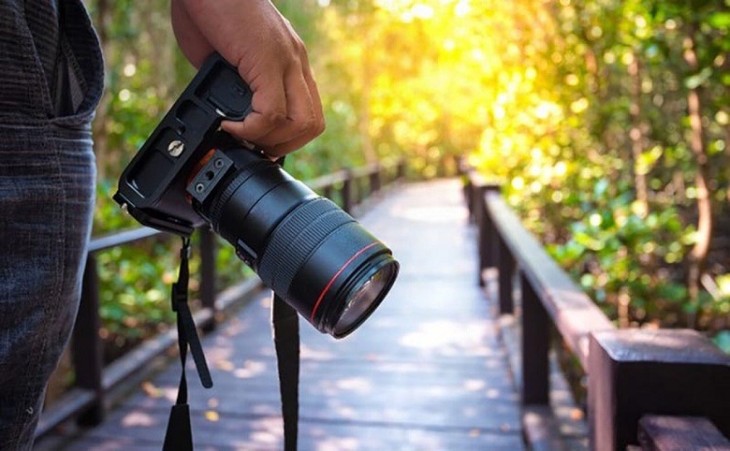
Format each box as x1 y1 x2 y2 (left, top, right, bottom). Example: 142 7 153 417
0 127 96 450
0 0 103 447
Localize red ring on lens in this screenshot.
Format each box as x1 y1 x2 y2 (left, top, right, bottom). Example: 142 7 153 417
309 242 380 323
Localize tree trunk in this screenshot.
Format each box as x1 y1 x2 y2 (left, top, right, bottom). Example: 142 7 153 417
683 32 713 327
359 32 377 165
628 53 649 218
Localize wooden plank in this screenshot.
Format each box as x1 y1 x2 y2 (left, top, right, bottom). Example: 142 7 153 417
66 404 524 451
120 277 521 432
523 405 568 451
638 415 730 451
485 192 615 368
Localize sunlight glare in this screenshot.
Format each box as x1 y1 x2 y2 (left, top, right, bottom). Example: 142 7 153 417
233 359 267 378
316 436 359 451
455 0 470 17
336 377 373 393
391 205 467 223
121 411 156 427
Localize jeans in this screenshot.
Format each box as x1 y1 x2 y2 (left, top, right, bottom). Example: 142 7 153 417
0 0 103 449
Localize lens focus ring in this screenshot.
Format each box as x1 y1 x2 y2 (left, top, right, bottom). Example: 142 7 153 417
258 197 354 297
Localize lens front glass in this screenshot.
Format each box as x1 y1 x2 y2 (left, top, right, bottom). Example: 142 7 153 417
332 261 398 337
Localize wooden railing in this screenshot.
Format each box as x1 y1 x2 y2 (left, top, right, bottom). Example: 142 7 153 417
36 159 406 438
464 170 730 451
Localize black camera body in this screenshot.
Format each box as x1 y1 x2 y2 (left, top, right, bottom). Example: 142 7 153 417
114 53 399 338
113 53 253 236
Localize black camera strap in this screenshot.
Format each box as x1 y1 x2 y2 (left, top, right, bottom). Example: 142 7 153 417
163 237 213 451
272 294 300 451
270 154 301 451
160 236 300 450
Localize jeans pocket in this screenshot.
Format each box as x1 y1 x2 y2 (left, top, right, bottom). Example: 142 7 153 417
50 0 104 129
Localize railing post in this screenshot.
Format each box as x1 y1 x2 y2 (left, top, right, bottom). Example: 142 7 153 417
323 185 334 202
355 172 364 205
72 253 105 426
588 329 730 451
474 182 500 286
343 169 354 214
521 271 550 405
397 159 406 181
462 174 474 223
473 183 488 286
370 164 381 194
199 227 217 332
497 235 515 315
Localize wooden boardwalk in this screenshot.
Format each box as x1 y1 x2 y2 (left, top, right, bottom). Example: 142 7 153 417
47 179 524 450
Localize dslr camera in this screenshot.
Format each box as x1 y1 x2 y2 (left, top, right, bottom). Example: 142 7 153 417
114 53 398 338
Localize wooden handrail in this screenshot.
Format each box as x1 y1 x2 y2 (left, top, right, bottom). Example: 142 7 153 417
485 191 615 368
308 169 349 191
464 168 730 450
88 227 163 253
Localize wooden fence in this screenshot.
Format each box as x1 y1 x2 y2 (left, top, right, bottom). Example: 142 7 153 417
36 160 405 438
465 170 730 450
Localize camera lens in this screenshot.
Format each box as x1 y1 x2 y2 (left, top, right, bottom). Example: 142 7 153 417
193 146 399 338
332 257 397 337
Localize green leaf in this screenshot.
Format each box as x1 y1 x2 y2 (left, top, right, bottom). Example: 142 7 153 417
708 12 730 30
713 331 730 354
635 146 663 175
594 178 609 198
685 67 712 90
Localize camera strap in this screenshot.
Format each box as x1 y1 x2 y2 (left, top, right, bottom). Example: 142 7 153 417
163 237 213 451
272 294 300 451
269 154 301 451
160 236 299 450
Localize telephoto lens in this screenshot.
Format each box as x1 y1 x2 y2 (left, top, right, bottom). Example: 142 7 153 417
187 142 399 338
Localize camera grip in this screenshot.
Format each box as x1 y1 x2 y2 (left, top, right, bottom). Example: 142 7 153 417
114 53 253 235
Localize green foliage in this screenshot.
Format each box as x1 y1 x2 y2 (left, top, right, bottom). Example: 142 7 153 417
715 330 730 354
464 0 729 333
549 195 693 322
85 0 728 353
96 240 178 341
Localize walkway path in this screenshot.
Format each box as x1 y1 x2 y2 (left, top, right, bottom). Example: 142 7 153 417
55 179 524 450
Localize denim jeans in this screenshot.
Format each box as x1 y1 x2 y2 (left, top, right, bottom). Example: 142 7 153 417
0 0 103 449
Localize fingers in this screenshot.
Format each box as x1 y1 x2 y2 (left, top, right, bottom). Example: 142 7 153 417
222 62 324 157
222 71 288 142
268 61 325 156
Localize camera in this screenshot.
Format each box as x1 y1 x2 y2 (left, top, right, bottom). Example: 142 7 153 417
114 53 399 338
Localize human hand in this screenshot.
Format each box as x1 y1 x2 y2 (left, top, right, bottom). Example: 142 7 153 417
171 0 324 157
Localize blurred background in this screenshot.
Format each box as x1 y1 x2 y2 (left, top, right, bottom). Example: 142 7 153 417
63 0 729 400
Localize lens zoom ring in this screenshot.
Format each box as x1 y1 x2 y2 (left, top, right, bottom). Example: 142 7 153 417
258 198 354 296
206 164 261 228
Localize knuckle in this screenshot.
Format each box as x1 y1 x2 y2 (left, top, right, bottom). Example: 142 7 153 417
261 110 287 127
297 115 325 138
314 118 325 137
287 30 306 54
296 117 316 135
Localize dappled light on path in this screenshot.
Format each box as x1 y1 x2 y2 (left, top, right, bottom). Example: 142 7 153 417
56 180 523 450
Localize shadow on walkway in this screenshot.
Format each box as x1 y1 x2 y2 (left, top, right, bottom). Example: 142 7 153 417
44 179 523 450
